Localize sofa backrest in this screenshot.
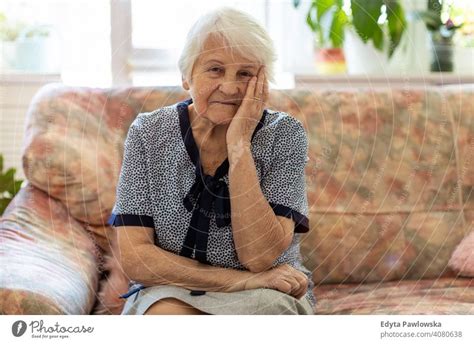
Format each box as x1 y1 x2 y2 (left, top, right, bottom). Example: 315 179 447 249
22 84 473 284
292 87 473 283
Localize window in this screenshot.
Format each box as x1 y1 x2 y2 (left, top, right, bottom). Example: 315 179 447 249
0 0 317 88
5 1 471 87
0 0 112 87
123 0 317 88
127 0 268 86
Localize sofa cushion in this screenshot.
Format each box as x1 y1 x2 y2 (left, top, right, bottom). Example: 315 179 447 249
313 277 474 314
443 88 474 188
0 290 63 315
301 211 468 284
281 88 468 283
0 183 99 314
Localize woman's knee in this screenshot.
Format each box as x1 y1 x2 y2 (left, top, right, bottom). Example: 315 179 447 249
144 297 208 315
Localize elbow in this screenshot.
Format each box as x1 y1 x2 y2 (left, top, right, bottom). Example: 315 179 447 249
238 223 291 273
240 244 289 273
246 263 272 273
242 255 277 273
245 244 291 274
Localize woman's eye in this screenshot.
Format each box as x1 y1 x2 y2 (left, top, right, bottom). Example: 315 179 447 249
240 71 253 77
209 67 222 73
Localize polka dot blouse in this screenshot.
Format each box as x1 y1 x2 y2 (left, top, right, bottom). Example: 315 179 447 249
109 98 316 308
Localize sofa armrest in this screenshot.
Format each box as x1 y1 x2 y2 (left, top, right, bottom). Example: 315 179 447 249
0 183 100 314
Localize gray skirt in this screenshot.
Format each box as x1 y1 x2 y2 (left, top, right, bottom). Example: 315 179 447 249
121 285 314 315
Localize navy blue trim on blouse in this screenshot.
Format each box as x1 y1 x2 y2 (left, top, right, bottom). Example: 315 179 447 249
107 213 155 228
269 202 310 233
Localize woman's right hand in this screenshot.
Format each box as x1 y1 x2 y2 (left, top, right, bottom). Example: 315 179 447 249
243 264 309 300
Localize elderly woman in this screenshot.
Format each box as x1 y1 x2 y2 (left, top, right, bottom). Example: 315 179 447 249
109 7 315 315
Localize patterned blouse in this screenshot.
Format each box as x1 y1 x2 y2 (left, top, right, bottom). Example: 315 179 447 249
109 98 316 307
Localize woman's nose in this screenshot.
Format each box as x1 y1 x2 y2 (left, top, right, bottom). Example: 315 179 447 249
218 77 241 96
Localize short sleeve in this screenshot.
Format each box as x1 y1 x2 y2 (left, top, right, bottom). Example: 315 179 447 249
107 114 154 228
260 116 310 233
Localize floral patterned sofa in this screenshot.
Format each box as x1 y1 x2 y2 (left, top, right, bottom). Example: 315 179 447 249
1 83 473 315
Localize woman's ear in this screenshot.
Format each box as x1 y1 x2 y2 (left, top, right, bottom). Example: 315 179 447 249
182 76 190 91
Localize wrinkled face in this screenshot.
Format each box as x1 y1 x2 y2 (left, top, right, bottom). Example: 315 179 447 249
182 35 261 125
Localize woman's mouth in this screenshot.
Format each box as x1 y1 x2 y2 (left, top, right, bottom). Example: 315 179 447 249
211 101 237 106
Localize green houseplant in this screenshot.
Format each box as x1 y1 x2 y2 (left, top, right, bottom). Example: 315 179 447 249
417 0 463 72
0 12 54 72
293 0 407 68
0 155 24 216
293 0 348 73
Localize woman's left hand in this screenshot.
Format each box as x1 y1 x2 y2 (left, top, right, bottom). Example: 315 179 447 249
226 66 268 148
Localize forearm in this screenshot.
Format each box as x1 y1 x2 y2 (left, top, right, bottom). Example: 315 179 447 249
227 141 287 271
125 243 254 293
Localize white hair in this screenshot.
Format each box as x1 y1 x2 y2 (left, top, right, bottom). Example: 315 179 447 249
178 6 277 84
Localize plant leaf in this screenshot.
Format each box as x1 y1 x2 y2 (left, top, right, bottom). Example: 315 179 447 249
316 0 335 22
0 154 3 172
7 180 23 196
351 0 384 43
0 197 12 216
0 168 15 193
306 3 318 32
316 0 337 46
330 8 348 48
387 1 407 58
372 25 384 51
293 0 302 8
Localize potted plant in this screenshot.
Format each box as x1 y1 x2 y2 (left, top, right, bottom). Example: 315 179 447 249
0 155 24 216
293 0 348 74
0 12 57 72
417 0 463 72
293 0 407 74
13 24 56 72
